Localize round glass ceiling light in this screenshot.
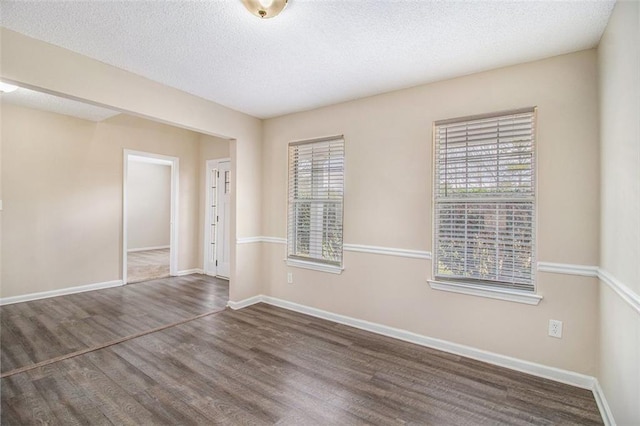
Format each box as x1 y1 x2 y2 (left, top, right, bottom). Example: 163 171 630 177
241 0 288 19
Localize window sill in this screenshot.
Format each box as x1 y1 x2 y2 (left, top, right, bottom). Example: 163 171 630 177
427 280 542 305
285 258 344 274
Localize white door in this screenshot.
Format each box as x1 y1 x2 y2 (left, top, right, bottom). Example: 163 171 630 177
216 161 231 278
204 162 219 275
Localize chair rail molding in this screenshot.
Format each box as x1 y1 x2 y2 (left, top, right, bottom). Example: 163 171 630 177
343 244 431 260
598 268 640 315
259 236 432 260
537 262 599 277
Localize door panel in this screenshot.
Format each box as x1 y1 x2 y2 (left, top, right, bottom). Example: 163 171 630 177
205 165 218 275
216 163 231 278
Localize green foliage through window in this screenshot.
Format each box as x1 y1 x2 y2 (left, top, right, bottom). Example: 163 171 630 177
288 137 344 267
434 109 536 291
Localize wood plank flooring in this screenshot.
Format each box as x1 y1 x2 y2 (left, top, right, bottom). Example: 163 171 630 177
1 274 229 374
127 248 170 283
1 283 603 425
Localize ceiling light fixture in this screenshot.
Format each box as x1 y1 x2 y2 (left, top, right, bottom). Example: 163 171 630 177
0 82 19 93
241 0 288 19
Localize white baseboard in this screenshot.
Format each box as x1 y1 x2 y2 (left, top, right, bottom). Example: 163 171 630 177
175 269 204 276
260 296 595 388
228 294 610 424
592 379 615 426
227 295 263 310
0 279 124 306
127 245 170 253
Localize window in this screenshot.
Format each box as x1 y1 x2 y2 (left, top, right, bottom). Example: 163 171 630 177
433 108 536 294
287 136 344 272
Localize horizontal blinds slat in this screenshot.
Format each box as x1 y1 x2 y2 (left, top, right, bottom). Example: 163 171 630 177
435 110 535 200
434 109 535 289
288 138 345 264
437 112 534 129
438 131 533 145
435 108 535 125
438 123 533 135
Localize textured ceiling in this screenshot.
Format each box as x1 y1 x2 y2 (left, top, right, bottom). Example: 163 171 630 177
1 87 120 122
0 1 615 119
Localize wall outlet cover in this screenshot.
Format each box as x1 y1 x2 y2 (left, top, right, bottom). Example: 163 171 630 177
548 319 563 338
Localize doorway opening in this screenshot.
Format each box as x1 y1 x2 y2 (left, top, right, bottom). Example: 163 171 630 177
204 158 231 278
123 150 179 284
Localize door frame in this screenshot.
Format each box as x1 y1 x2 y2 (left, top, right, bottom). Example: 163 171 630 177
203 158 230 277
123 149 179 284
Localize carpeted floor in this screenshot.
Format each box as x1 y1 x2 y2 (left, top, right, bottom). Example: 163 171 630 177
127 248 170 283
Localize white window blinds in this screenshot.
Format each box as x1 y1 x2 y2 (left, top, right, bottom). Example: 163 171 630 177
288 136 344 267
434 108 536 292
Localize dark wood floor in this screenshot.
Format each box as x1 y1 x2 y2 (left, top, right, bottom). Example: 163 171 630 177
1 274 229 374
1 281 602 425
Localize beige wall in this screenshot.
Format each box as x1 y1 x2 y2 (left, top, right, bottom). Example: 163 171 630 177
262 50 600 375
199 134 230 163
0 105 210 298
1 27 264 302
598 1 640 423
127 161 171 250
2 15 638 421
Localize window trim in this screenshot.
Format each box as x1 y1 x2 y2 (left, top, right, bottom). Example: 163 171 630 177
427 279 543 305
431 107 539 297
285 257 344 274
286 135 345 272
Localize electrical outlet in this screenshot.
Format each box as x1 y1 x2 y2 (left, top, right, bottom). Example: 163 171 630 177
287 272 293 284
548 319 563 338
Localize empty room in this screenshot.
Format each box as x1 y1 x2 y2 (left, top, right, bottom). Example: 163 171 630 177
0 0 638 425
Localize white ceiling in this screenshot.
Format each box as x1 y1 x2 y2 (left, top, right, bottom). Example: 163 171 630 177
0 1 615 119
1 86 120 122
